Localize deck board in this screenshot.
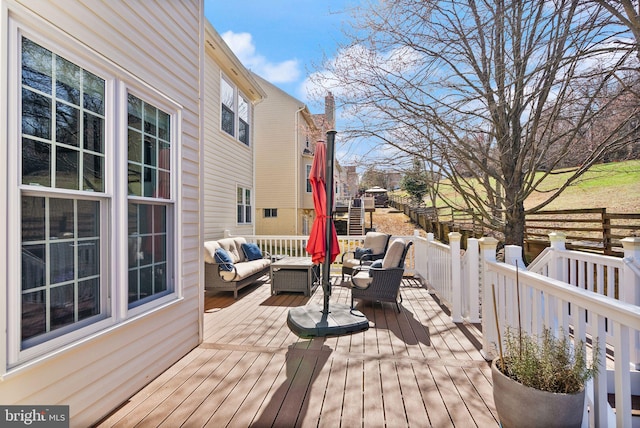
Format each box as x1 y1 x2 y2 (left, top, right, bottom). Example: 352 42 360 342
95 276 498 427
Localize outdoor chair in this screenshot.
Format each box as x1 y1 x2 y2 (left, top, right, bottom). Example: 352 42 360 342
341 232 391 280
350 238 413 312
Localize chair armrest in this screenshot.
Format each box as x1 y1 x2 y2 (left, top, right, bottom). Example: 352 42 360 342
217 263 239 282
359 252 384 265
341 250 356 263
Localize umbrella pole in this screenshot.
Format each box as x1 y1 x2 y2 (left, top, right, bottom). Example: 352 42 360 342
322 130 337 315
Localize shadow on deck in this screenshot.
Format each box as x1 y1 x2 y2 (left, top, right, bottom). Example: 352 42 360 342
96 276 498 427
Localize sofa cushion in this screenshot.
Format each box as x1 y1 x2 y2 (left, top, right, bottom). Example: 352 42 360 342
204 240 221 264
382 239 405 269
217 238 245 263
214 248 234 271
241 243 263 261
352 270 372 289
219 258 270 282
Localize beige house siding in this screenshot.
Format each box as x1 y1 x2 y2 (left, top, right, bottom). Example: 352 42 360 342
203 23 265 240
252 73 317 236
0 1 203 426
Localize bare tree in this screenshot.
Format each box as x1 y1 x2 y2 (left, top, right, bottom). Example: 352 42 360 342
311 0 639 246
593 0 640 60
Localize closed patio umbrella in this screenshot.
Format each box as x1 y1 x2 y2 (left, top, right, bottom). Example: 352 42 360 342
306 140 340 265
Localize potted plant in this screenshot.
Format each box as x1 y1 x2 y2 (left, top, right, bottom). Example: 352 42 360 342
491 326 599 428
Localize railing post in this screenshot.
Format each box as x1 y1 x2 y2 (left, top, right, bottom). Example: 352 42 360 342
479 236 499 361
548 232 567 281
467 238 480 323
449 232 462 323
621 237 640 369
426 233 434 289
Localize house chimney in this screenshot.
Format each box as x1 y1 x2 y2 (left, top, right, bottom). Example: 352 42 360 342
325 92 335 129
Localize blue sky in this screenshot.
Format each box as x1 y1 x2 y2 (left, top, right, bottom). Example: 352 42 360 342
204 0 356 105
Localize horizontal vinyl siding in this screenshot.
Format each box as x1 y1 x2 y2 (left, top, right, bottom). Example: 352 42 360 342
203 48 254 240
2 1 203 426
253 74 302 234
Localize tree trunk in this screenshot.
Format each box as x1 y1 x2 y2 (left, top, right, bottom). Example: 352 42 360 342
504 198 526 246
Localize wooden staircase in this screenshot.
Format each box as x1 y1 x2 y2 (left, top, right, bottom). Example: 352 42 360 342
348 202 364 235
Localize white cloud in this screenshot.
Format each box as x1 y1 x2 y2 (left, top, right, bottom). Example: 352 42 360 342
220 31 301 83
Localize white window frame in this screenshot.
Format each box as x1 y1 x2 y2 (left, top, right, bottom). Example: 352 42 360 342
220 74 251 146
5 19 181 369
237 185 252 224
264 208 278 218
306 164 313 193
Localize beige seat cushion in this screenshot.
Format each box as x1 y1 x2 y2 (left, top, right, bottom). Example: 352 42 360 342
351 270 373 289
343 258 362 269
219 258 270 281
382 239 405 268
363 232 389 255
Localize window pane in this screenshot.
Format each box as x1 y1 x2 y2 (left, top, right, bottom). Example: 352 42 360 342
143 167 156 197
144 103 157 136
83 70 104 114
246 206 251 223
153 205 166 233
77 239 99 278
51 242 74 284
84 112 104 153
128 129 142 163
83 153 104 192
128 163 142 196
77 200 99 237
144 135 157 166
56 103 80 146
237 205 243 223
22 38 52 94
128 94 142 130
239 119 249 145
239 96 248 121
221 78 234 108
49 198 75 238
50 283 75 331
22 138 51 187
237 187 243 204
22 196 45 241
158 111 170 140
22 245 45 290
78 278 100 321
22 88 51 139
22 290 46 341
221 105 234 136
56 146 79 190
56 56 80 105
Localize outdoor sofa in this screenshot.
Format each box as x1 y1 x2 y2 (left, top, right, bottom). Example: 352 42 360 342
204 237 271 298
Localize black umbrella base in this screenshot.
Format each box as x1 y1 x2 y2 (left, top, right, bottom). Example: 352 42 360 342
287 303 369 338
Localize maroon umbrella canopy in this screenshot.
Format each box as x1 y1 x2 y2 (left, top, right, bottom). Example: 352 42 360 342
306 141 340 264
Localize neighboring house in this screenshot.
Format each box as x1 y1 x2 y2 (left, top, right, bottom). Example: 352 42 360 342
203 23 266 240
0 1 204 425
251 73 319 236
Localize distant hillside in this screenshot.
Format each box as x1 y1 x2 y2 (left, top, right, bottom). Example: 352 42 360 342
393 160 640 214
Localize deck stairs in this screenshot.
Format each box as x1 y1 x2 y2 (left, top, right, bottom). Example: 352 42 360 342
348 201 364 235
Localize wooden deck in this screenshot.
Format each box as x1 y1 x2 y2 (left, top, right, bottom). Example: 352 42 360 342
96 276 499 427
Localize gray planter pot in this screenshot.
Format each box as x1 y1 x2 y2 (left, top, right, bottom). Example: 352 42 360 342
491 360 585 428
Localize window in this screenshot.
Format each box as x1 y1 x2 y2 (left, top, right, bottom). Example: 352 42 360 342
20 37 107 349
127 95 173 307
237 186 252 224
264 208 277 218
306 164 312 193
221 76 251 146
13 33 178 363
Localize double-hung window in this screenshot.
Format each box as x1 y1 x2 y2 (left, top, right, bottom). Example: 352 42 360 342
12 30 178 365
237 186 252 224
221 75 250 146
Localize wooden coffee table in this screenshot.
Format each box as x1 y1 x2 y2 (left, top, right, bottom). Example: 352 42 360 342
270 257 320 296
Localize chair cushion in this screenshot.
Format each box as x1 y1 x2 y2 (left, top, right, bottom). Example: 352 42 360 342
354 247 372 259
241 242 263 261
363 232 390 254
382 239 405 268
351 270 373 289
343 258 361 269
214 248 234 271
